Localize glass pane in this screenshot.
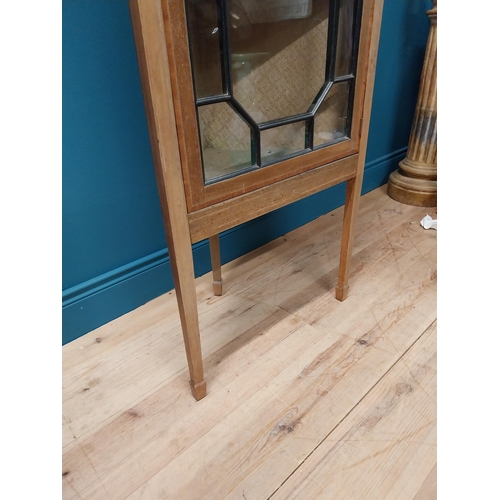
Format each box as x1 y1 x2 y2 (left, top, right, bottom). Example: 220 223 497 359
335 0 356 77
185 0 223 98
261 122 306 164
198 103 252 181
230 0 330 123
314 81 350 147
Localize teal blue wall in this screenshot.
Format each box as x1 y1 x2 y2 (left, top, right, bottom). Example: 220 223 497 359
62 0 433 344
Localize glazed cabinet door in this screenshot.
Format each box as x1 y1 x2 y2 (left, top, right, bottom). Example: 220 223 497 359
163 0 371 211
129 0 382 400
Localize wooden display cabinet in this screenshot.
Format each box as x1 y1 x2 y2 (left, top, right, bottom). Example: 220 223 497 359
129 0 384 400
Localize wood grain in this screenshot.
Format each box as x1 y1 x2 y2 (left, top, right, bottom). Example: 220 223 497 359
272 321 437 500
62 186 436 500
62 287 281 449
414 463 437 500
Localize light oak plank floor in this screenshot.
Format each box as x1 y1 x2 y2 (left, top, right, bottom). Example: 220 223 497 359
63 185 437 500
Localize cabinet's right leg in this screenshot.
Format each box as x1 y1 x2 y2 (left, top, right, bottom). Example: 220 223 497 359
335 176 362 302
209 234 223 296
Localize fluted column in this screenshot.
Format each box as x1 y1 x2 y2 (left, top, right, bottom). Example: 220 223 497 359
387 0 437 207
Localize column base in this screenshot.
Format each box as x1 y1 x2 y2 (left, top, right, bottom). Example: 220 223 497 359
387 170 437 207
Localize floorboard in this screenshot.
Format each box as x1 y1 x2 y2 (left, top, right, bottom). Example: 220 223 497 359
62 186 437 500
272 321 437 500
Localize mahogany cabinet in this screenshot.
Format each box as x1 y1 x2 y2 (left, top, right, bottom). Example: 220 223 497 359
130 0 384 399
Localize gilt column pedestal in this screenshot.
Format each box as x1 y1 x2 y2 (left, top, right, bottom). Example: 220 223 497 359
388 0 437 207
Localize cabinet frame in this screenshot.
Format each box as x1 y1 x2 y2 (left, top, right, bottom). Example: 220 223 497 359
130 0 384 400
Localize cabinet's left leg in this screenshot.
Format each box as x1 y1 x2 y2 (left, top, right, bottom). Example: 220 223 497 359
168 238 206 400
129 0 206 400
209 234 223 296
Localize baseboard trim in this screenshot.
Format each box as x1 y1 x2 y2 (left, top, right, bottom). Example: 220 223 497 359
62 148 406 344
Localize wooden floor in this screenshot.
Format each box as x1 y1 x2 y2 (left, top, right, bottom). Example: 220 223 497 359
62 186 437 500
